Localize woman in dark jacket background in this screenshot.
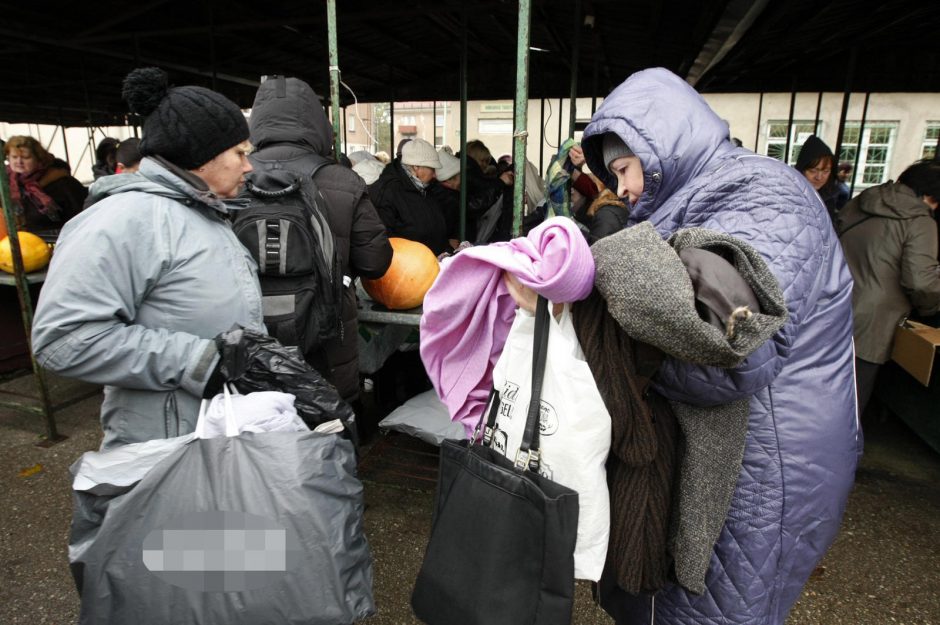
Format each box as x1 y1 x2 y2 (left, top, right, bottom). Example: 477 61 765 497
4 135 87 234
795 134 840 221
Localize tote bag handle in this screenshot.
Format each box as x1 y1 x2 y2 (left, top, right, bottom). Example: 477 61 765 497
514 295 550 472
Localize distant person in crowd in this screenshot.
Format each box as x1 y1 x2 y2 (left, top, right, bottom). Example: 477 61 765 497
3 135 87 233
32 67 261 450
837 158 940 416
348 150 386 185
248 75 392 404
570 137 628 241
462 139 513 242
115 138 142 173
369 138 449 255
576 67 857 625
795 134 839 220
92 137 120 179
428 148 462 246
835 161 854 209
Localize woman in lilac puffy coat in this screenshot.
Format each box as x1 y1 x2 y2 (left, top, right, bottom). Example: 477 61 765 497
580 68 859 625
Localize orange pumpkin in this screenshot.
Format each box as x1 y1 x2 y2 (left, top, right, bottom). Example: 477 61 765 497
362 238 440 310
0 232 52 274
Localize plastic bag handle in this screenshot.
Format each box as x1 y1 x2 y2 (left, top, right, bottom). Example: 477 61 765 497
222 383 239 437
193 384 240 438
194 399 210 438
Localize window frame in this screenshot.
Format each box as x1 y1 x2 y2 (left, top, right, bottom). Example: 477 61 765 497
838 121 899 191
764 120 822 165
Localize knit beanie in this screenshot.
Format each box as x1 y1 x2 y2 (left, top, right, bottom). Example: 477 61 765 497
601 133 634 172
436 149 460 181
122 67 250 170
401 138 442 169
794 135 834 173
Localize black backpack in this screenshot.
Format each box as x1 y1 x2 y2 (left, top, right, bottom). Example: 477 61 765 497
233 154 344 356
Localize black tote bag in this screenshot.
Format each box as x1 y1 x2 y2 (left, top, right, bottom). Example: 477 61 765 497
411 296 580 625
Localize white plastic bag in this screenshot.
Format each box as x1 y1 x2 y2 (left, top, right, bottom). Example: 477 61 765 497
490 305 611 581
195 385 309 438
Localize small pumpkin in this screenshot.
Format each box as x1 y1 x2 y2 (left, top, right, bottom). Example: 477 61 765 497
0 232 52 274
362 238 440 310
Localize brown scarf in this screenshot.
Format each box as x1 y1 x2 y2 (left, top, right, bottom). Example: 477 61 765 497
572 289 679 594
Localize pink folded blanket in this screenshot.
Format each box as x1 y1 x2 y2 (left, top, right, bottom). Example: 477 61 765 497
419 217 595 436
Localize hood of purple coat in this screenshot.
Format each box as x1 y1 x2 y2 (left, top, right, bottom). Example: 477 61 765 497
582 68 735 223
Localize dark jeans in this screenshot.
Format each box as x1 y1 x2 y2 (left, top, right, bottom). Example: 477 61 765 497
855 357 881 417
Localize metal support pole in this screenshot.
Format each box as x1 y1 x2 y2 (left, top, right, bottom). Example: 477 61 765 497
458 10 469 241
834 47 858 164
0 140 62 442
327 0 342 162
557 97 563 147
849 91 871 197
60 124 71 166
783 80 797 164
813 91 823 133
208 4 218 91
432 100 437 146
343 105 348 152
753 92 763 152
389 65 395 157
511 0 532 237
539 98 545 177
567 0 582 138
591 52 599 115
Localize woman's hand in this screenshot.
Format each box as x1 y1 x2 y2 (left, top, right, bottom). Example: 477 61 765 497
503 272 538 313
568 144 586 169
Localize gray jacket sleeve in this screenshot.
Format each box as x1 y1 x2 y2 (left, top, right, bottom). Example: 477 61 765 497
901 215 940 316
31 205 219 396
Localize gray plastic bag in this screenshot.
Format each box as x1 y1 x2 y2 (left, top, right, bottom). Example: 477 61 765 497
69 430 374 625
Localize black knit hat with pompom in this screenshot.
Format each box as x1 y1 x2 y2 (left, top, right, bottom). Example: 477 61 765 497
122 67 249 170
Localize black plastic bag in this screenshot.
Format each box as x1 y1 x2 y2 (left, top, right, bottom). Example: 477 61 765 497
216 327 356 438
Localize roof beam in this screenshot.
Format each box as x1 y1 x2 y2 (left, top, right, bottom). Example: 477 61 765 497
0 27 261 88
685 0 770 87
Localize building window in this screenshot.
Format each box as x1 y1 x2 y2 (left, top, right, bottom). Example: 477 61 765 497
922 122 940 160
765 120 820 164
839 122 898 189
478 119 513 134
348 115 356 133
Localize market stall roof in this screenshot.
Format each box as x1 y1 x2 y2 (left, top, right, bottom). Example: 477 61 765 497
1 0 938 126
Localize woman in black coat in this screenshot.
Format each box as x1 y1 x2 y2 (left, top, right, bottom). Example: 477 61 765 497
369 138 450 255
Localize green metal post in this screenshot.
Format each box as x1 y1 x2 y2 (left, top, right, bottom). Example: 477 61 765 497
511 0 532 237
0 140 61 442
568 0 582 138
327 0 342 162
458 9 469 242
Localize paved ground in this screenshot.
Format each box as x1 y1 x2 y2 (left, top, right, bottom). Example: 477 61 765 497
1 371 938 624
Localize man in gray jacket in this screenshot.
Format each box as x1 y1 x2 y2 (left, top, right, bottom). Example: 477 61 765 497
838 158 940 414
32 68 264 450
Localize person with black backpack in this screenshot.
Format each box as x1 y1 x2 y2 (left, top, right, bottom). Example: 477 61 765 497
243 76 392 412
